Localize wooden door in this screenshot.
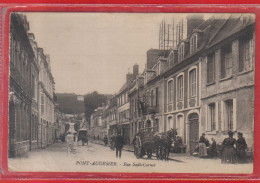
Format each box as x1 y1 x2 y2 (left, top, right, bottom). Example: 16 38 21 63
189 113 199 153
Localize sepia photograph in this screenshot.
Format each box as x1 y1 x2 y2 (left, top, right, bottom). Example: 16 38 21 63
7 12 255 173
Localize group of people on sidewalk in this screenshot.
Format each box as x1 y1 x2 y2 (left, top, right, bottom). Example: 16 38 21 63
195 131 248 164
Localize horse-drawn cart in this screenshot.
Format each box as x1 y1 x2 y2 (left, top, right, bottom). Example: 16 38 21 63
134 131 155 159
133 128 178 160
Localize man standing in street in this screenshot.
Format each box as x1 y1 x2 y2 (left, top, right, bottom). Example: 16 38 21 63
110 134 116 151
104 135 108 146
115 132 124 159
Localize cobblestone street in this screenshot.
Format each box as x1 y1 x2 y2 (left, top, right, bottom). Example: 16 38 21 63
8 141 253 173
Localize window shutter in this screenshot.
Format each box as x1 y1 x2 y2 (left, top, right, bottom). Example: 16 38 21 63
233 98 237 131
239 40 244 72
221 50 225 78
208 105 212 131
221 101 224 131
205 105 208 131
249 39 253 70
171 81 174 103
215 102 219 131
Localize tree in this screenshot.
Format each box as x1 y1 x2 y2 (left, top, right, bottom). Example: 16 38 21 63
84 91 110 124
56 93 85 114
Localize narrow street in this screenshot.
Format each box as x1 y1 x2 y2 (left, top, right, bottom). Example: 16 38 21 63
8 141 253 174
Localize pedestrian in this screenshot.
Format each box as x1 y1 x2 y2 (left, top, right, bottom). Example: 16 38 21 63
66 131 75 156
198 133 210 158
104 135 108 146
173 136 183 153
208 138 217 158
221 131 237 164
115 132 124 158
236 132 248 163
94 135 96 141
73 133 76 142
110 134 115 151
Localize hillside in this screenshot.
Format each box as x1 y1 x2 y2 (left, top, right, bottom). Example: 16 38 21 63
56 92 113 116
56 93 85 114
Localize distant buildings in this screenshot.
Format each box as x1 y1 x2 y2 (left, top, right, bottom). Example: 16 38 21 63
9 13 57 157
89 14 255 152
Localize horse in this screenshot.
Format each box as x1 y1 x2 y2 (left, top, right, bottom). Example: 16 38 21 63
154 128 178 160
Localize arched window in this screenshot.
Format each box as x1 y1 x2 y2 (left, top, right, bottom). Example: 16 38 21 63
178 43 185 61
167 80 173 104
177 75 184 101
169 52 174 66
177 115 184 139
190 34 197 54
167 116 173 131
157 62 161 75
189 69 196 98
146 120 152 132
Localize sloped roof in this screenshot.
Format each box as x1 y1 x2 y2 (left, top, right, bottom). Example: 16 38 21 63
187 14 255 57
147 49 171 69
118 82 129 94
207 14 255 48
184 17 225 58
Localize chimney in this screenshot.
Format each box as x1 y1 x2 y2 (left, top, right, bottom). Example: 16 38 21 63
147 49 163 69
133 64 139 78
126 73 134 85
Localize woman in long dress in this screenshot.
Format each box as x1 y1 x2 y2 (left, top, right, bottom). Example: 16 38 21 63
221 131 237 164
198 133 209 158
236 132 248 163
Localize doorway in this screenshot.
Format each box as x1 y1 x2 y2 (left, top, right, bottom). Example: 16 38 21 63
188 113 199 153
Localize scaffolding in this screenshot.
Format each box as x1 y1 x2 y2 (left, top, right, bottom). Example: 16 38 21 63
159 18 186 50
159 19 175 50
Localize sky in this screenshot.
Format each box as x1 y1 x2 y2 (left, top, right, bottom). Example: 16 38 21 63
23 13 208 95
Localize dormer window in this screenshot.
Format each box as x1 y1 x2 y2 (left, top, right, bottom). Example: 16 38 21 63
168 52 174 66
178 43 185 61
190 34 197 54
157 62 161 75
144 72 147 84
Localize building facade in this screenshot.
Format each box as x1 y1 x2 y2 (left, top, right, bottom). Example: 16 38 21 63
128 75 144 142
90 107 103 139
9 13 56 157
88 14 255 154
28 33 40 150
37 48 55 148
162 14 255 153
9 13 34 157
200 15 255 150
107 96 118 138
